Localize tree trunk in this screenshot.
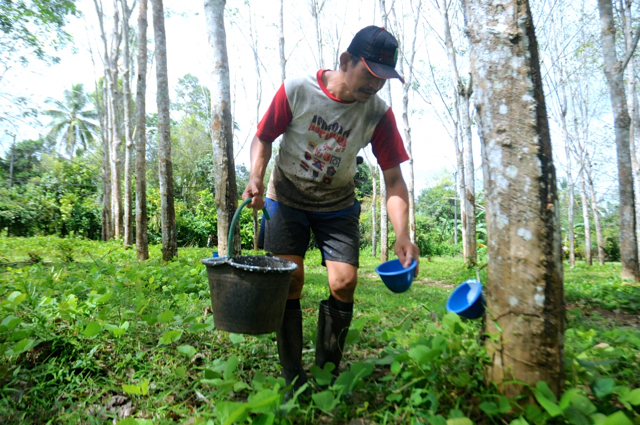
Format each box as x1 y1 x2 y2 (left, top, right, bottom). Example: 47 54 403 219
453 95 467 253
310 0 324 69
379 0 391 263
101 78 113 241
597 0 640 281
584 152 605 265
249 3 262 252
565 141 575 267
372 165 378 257
135 0 149 260
464 0 565 397
121 0 134 246
400 0 421 244
152 0 177 261
622 0 640 264
579 169 592 265
278 0 286 82
441 0 476 264
204 0 239 257
110 0 123 239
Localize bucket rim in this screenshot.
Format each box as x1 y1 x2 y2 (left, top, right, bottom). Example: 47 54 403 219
202 255 298 273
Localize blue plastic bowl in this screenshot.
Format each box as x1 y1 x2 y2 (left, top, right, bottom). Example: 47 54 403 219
375 259 418 293
446 279 485 319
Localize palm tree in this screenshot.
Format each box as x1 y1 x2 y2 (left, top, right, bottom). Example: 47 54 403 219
44 83 99 157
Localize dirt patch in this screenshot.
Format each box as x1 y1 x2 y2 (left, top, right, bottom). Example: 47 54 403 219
567 303 639 328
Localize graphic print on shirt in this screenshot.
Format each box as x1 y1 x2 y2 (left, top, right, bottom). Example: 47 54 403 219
298 115 353 185
308 115 352 146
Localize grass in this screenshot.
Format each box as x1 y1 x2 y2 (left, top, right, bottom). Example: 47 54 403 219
0 236 639 424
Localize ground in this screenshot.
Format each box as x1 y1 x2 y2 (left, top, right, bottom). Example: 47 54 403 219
0 236 639 424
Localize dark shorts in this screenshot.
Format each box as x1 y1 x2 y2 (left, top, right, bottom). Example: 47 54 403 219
258 198 361 267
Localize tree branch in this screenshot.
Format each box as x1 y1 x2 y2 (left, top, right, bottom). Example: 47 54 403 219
620 26 640 74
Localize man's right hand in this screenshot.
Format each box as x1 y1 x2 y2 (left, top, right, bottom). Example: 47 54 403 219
242 177 265 210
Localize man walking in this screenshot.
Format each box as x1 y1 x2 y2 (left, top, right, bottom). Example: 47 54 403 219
242 25 419 391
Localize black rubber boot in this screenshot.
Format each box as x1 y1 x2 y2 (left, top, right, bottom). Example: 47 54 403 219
315 300 353 375
276 308 308 393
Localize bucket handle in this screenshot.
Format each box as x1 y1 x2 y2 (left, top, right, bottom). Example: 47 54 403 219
228 198 270 255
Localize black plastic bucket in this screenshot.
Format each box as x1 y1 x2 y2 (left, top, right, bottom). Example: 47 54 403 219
202 255 297 334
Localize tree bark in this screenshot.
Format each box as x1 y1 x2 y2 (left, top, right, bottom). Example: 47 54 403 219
372 164 378 257
100 77 113 241
309 0 324 69
279 0 286 82
579 168 592 265
621 0 640 264
152 0 177 261
463 0 565 397
121 0 134 246
249 3 262 252
204 0 239 257
597 0 640 281
379 0 391 263
399 0 421 244
110 0 123 239
135 0 149 260
584 152 605 265
441 0 476 264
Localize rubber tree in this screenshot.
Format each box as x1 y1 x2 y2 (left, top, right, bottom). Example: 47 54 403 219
121 0 134 246
152 0 178 261
463 0 565 396
597 0 640 281
135 0 149 260
439 0 476 264
204 0 239 257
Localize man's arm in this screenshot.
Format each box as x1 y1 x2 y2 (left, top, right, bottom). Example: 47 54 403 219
382 165 420 273
242 135 272 211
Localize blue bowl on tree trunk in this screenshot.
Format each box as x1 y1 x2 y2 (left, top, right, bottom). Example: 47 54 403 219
375 259 418 293
446 279 485 319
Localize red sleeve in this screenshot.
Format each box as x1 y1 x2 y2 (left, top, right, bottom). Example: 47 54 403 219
256 83 293 142
370 108 409 170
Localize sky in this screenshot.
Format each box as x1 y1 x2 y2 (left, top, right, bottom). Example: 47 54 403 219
3 0 620 203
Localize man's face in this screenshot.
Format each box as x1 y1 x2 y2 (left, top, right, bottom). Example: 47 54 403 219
345 59 387 103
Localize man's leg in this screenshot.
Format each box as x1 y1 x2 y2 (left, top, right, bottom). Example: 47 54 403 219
315 260 357 374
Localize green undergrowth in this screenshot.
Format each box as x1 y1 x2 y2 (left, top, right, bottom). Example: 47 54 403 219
0 236 639 424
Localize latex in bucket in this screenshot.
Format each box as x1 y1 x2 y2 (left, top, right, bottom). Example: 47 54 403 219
446 279 485 319
375 259 418 293
202 255 297 334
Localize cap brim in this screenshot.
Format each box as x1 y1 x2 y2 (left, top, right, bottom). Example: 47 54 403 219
362 58 405 84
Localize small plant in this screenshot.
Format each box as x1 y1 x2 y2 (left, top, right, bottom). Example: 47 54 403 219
27 252 43 263
56 239 74 262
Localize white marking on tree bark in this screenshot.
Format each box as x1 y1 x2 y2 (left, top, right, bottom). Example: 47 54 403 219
517 228 533 241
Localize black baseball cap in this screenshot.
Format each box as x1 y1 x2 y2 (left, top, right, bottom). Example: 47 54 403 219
347 25 404 84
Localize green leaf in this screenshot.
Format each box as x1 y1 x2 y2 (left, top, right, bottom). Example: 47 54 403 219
157 310 175 323
563 406 591 425
533 389 563 417
391 360 402 374
122 384 141 395
229 333 245 344
96 292 111 304
446 419 473 425
509 419 529 425
594 378 615 398
251 413 275 425
159 330 182 345
350 362 374 379
188 323 209 332
83 321 102 338
312 390 338 413
559 388 582 410
479 401 499 415
140 380 149 396
224 355 239 380
590 413 607 425
569 394 597 416
603 411 632 425
1 315 21 331
409 345 442 364
536 381 558 403
8 291 26 307
177 345 197 358
310 365 334 386
498 396 511 414
620 388 640 406
5 338 38 356
176 366 186 378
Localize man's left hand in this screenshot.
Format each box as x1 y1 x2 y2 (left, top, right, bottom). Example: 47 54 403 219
395 236 420 277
